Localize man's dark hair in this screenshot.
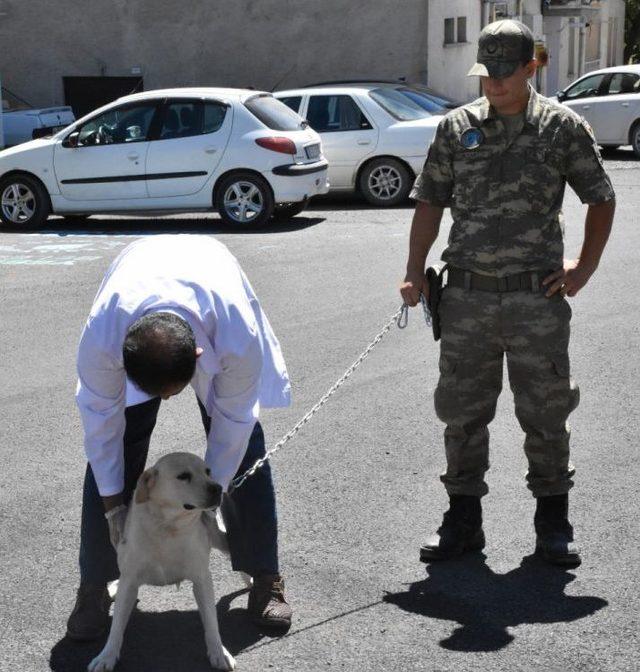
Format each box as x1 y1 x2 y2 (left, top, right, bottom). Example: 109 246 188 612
123 312 197 396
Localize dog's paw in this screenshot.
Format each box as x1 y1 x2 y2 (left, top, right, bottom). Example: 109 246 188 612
208 644 235 671
239 571 253 588
87 649 119 672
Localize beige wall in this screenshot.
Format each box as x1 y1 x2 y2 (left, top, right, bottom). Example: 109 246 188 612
427 0 482 102
0 0 430 108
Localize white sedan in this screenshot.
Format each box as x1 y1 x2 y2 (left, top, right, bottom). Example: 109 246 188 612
275 84 444 206
0 87 328 230
552 64 640 157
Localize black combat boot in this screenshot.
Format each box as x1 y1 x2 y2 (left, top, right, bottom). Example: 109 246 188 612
534 494 581 567
420 494 485 562
65 583 111 641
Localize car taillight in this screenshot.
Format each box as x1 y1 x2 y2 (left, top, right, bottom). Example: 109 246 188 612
255 137 296 155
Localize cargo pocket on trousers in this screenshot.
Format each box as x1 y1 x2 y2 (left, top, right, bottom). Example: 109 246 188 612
439 355 457 376
551 353 570 378
550 353 580 415
435 355 458 423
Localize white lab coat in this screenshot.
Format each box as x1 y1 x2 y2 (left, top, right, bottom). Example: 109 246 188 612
76 235 291 496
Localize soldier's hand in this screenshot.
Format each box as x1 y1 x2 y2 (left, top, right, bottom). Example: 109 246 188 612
400 272 429 307
542 259 593 298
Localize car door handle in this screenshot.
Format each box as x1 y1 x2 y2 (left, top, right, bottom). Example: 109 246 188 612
622 102 630 107
581 105 590 110
357 140 371 145
127 152 139 161
204 147 218 154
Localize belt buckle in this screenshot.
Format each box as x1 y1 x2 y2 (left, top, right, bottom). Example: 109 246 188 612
496 276 509 292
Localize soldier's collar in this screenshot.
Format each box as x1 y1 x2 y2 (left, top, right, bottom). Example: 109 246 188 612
476 84 540 128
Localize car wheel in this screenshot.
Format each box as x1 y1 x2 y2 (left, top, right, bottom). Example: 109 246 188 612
631 122 640 159
271 199 308 221
359 158 412 207
0 174 50 231
215 172 274 227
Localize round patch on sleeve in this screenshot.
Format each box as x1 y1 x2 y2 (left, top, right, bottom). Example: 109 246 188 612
459 128 485 150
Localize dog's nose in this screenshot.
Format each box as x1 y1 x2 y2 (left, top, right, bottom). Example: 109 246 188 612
207 482 223 507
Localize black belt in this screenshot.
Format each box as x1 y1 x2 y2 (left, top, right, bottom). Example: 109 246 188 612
446 267 553 293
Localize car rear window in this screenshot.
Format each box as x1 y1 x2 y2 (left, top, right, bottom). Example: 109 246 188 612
244 95 303 131
397 88 448 114
369 88 434 121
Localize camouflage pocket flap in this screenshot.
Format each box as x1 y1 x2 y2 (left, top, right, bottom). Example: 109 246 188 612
551 354 570 377
439 356 457 375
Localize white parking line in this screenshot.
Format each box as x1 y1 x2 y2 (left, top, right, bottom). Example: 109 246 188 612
0 236 127 266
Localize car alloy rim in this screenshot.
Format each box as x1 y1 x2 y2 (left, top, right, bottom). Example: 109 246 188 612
368 165 402 200
1 183 36 224
223 181 264 223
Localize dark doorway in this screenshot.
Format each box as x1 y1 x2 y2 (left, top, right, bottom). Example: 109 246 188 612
63 76 144 118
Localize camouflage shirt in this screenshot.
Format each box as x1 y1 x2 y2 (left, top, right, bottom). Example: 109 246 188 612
410 85 615 276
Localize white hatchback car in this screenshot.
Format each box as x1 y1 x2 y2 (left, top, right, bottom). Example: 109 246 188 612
275 84 444 206
0 87 328 230
551 65 640 157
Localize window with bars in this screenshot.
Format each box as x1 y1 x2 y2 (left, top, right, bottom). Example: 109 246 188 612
444 18 455 44
444 16 468 45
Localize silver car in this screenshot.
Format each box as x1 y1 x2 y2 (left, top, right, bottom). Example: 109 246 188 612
275 83 446 206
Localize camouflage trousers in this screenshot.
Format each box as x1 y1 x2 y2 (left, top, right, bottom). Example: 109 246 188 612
434 284 580 498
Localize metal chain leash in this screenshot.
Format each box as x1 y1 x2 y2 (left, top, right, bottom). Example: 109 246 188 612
228 295 432 492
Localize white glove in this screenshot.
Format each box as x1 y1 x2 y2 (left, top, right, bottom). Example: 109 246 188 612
105 504 128 549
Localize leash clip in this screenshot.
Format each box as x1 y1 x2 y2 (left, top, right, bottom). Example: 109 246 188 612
397 303 409 329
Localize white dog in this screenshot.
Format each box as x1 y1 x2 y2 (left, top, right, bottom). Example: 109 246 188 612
88 452 249 672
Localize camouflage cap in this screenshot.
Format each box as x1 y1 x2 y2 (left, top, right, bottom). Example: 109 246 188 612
467 19 534 79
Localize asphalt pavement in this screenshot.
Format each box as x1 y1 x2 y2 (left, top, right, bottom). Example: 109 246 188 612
1 148 639 672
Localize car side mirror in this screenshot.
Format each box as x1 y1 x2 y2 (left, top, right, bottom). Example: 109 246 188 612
556 90 566 101
63 131 80 148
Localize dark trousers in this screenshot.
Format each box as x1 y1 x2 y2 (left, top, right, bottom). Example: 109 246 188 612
79 397 280 585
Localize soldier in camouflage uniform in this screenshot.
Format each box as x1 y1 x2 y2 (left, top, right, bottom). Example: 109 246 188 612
400 19 615 567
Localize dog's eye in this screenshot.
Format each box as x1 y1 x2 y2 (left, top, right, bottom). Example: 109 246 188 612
205 467 211 477
177 472 192 482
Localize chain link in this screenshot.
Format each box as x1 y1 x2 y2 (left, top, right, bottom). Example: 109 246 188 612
228 299 431 492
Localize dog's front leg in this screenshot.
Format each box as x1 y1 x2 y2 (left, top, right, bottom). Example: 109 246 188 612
193 572 235 671
87 578 139 672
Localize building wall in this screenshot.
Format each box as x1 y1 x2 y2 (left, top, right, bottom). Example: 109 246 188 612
427 0 482 101
602 0 626 66
0 0 430 108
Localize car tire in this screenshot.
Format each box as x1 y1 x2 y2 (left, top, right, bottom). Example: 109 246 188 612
271 199 308 221
358 157 412 207
631 122 640 159
0 173 50 231
215 172 274 228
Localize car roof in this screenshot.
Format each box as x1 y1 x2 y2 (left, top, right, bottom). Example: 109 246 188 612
575 64 640 78
276 85 377 96
114 87 270 105
276 82 460 104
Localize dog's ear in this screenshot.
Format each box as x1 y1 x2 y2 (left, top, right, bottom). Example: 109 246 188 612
135 468 158 504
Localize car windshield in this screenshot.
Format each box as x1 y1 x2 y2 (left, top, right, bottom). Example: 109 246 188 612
2 87 32 112
369 87 436 121
244 94 304 131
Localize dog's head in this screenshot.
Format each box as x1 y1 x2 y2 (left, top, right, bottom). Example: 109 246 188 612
135 452 223 511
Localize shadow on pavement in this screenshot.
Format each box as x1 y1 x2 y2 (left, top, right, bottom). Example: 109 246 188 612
308 193 413 211
49 588 272 671
8 214 325 237
601 146 638 162
383 552 608 652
